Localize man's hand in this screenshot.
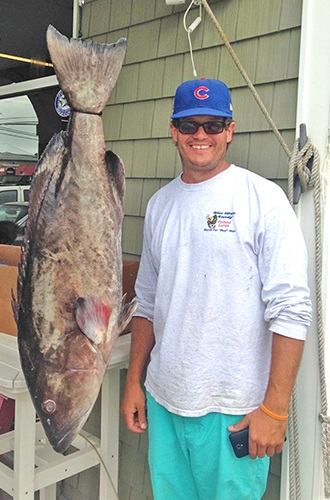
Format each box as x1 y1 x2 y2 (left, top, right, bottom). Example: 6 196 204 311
228 334 303 458
121 382 148 433
227 407 287 459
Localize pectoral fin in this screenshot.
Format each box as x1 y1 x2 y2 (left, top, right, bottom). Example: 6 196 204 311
76 296 111 344
117 294 138 334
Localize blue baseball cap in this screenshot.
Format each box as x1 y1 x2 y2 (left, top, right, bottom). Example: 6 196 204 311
171 78 233 119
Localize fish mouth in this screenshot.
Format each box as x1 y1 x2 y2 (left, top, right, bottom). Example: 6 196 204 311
45 405 92 454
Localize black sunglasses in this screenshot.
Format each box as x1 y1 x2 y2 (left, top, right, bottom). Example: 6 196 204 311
174 120 227 135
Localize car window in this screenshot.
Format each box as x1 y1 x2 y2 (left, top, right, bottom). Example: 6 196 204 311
0 191 17 203
0 205 28 222
24 190 30 201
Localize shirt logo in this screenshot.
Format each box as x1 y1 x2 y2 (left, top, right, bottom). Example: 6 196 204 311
205 211 236 233
194 86 209 100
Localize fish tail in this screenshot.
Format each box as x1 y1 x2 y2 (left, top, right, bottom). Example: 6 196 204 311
46 25 127 114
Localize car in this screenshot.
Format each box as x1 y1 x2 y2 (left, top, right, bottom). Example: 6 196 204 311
0 202 29 245
0 185 30 204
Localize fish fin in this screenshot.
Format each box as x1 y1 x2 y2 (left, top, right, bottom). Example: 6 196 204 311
76 297 111 344
17 133 67 302
11 289 18 324
105 150 126 203
28 133 66 220
46 25 127 114
117 295 138 334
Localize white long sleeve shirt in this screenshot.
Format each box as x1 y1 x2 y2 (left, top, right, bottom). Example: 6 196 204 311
134 165 312 417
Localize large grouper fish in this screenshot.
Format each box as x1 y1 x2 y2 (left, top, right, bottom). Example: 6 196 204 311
12 25 137 454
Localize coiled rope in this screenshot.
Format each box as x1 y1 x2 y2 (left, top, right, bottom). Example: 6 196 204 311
199 0 330 498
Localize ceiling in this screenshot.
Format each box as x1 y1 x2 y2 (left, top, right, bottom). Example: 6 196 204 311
0 0 74 87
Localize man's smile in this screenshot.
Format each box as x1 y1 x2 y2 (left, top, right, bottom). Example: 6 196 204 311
191 144 211 150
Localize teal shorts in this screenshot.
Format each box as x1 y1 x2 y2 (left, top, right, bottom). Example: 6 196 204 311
146 392 270 500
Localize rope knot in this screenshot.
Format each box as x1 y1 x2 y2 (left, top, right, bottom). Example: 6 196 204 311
288 137 320 205
319 413 330 425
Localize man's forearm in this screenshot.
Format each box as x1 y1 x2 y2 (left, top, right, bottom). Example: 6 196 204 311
262 332 305 415
126 316 155 385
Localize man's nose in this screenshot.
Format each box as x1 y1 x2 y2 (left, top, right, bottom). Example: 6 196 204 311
193 124 208 137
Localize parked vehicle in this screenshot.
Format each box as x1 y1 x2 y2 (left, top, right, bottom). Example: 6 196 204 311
0 185 30 204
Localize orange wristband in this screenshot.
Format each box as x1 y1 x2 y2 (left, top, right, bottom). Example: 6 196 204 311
260 403 288 421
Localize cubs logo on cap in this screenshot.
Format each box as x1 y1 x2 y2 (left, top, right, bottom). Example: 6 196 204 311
171 78 233 119
194 86 209 100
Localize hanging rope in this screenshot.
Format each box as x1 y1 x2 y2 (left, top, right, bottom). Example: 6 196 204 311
289 137 330 499
318 145 330 496
198 0 330 498
289 387 301 500
320 413 330 499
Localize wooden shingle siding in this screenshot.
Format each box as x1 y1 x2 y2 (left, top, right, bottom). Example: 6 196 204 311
115 65 139 103
232 80 297 132
280 0 303 29
109 0 132 31
236 0 283 39
131 139 159 178
124 21 160 63
89 0 111 35
122 215 144 256
137 59 166 100
255 30 301 83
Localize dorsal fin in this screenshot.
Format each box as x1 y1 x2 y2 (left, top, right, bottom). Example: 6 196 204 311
17 132 66 303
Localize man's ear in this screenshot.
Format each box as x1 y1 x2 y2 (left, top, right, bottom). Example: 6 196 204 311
170 122 178 143
226 120 236 144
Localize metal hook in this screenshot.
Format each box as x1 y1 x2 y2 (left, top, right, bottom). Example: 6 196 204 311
293 123 313 204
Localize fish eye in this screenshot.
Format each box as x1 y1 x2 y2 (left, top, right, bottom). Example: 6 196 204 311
43 399 56 414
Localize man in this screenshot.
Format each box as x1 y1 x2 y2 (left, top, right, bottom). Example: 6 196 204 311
121 78 312 499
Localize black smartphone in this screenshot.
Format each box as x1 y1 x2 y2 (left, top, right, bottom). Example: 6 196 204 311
229 428 249 458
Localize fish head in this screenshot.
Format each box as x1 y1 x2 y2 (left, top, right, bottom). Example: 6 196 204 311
24 333 106 454
36 370 102 453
